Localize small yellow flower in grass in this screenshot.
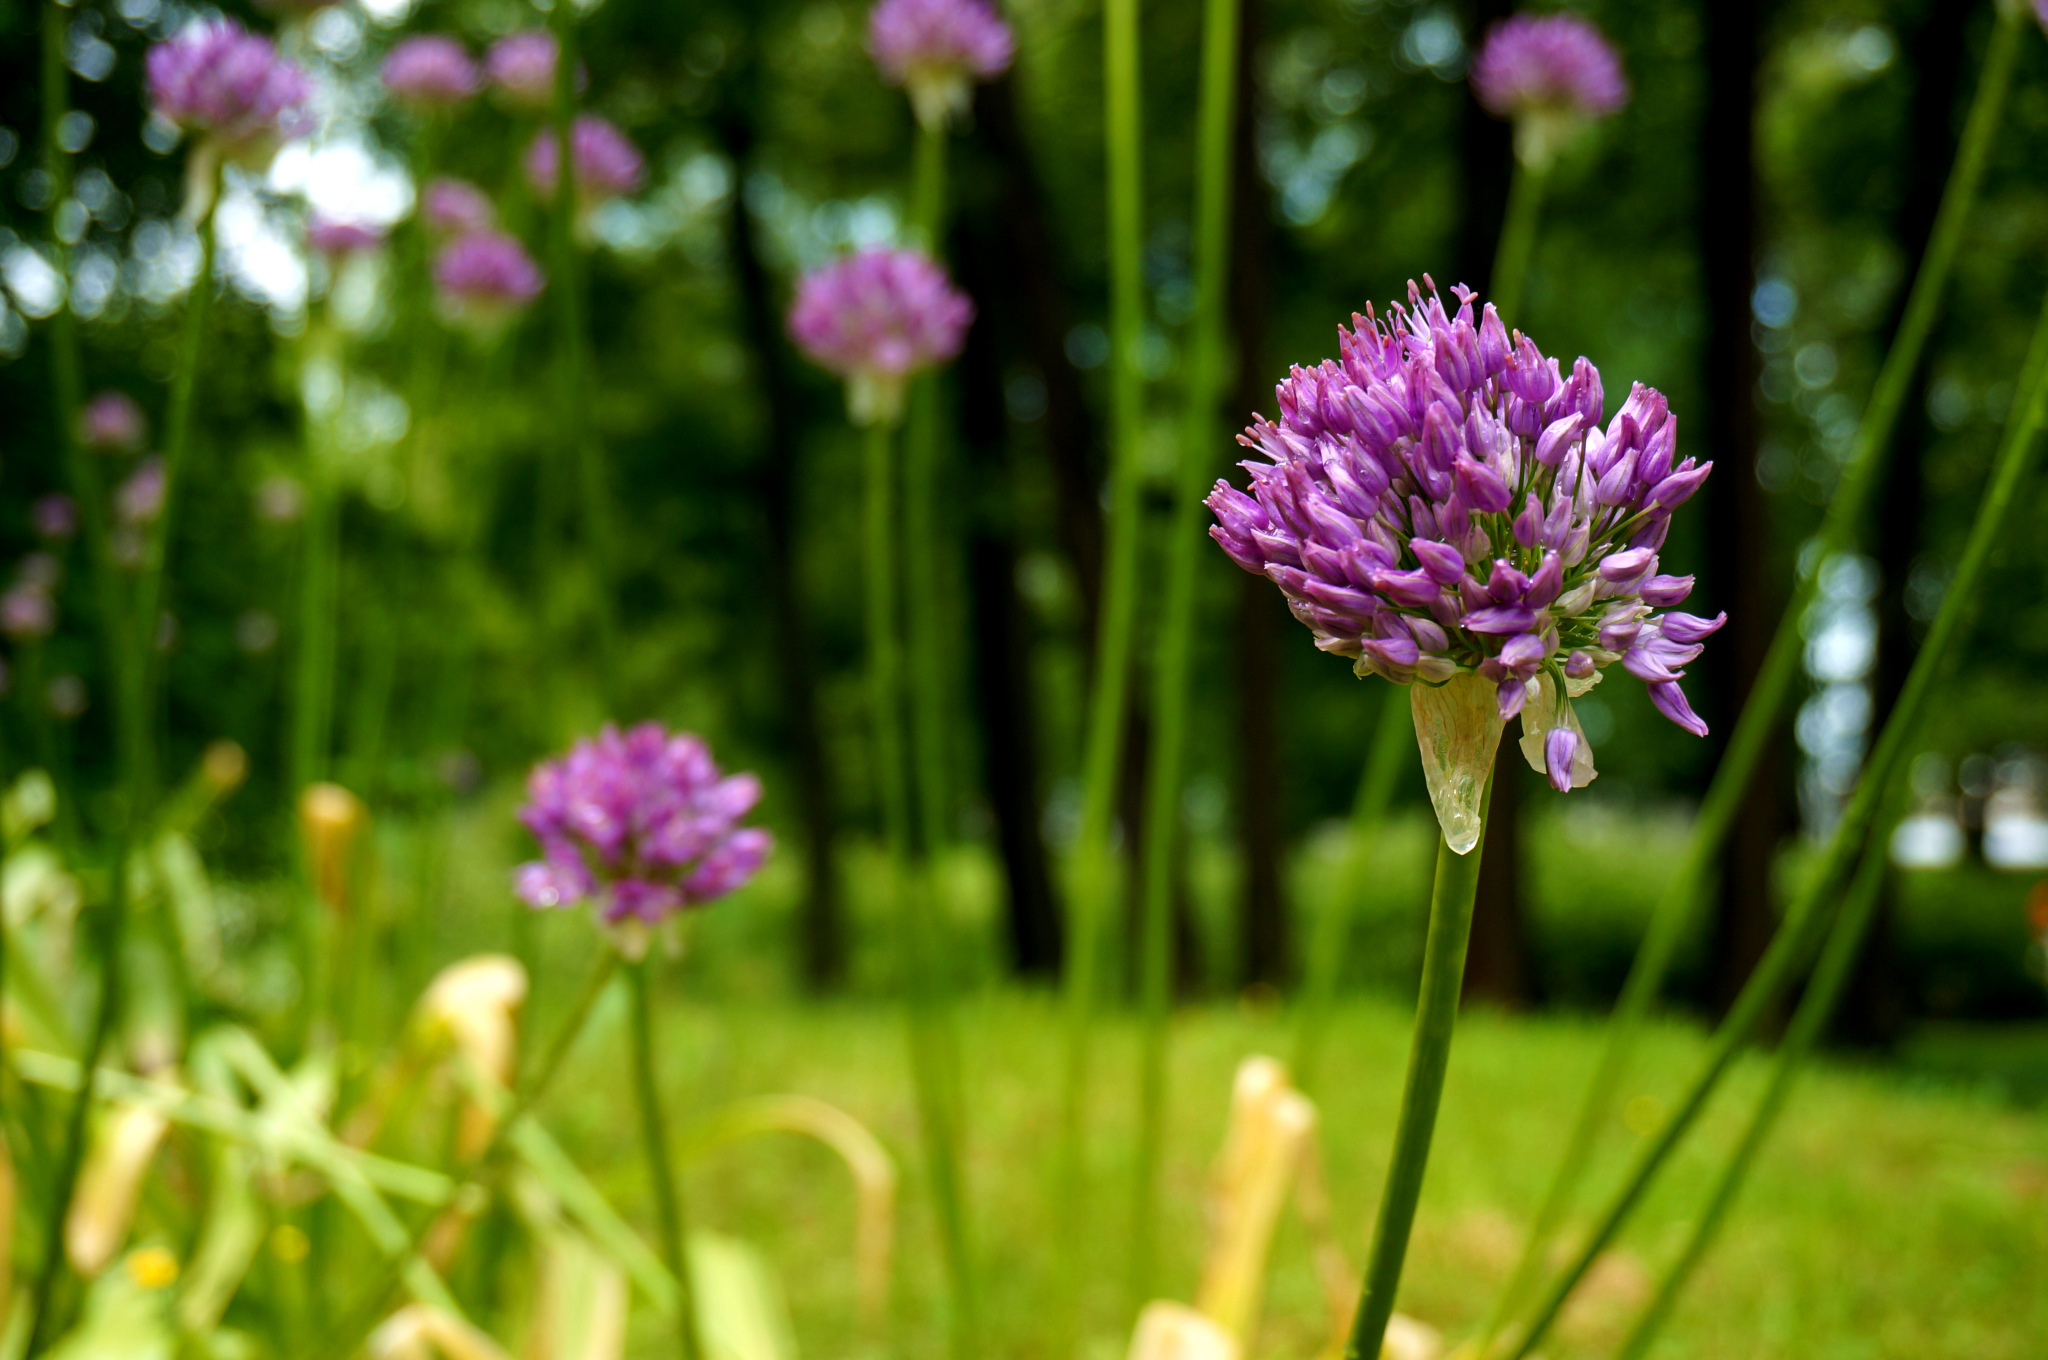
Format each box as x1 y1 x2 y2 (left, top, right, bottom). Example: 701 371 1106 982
126 1245 180 1289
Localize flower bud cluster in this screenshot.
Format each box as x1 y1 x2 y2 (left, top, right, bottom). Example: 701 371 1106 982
1207 280 1722 791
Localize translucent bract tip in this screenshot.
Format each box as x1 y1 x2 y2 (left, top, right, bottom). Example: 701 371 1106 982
1410 673 1505 855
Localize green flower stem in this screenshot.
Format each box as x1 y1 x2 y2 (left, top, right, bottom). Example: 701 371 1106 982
1055 0 1147 1329
905 115 953 856
1483 9 2022 1347
290 403 341 797
628 957 703 1360
1487 159 1548 324
1505 256 2048 1360
1292 688 1412 1093
1128 0 1241 1305
1345 793 1491 1360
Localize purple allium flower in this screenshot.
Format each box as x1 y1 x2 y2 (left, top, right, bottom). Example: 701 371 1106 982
1470 12 1627 168
421 177 496 236
308 216 386 258
1 584 55 641
1206 279 1719 801
867 0 1015 129
81 391 148 452
514 723 773 942
381 35 481 109
524 114 646 207
145 19 313 160
116 457 168 526
32 495 78 542
788 247 975 426
484 30 576 110
434 231 545 334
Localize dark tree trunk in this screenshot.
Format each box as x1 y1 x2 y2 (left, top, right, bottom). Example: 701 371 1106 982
1699 0 1785 1017
714 89 845 990
953 122 1065 978
1843 0 1970 1047
1461 0 1531 1008
1230 0 1289 989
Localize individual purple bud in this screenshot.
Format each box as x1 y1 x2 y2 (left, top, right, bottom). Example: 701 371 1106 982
1648 679 1709 737
1660 610 1727 644
1453 454 1513 514
1598 546 1655 582
381 35 481 109
1358 636 1420 683
1560 355 1603 427
116 457 167 525
422 177 496 237
1461 604 1538 636
1564 649 1595 680
1532 411 1583 468
1646 459 1713 510
1410 537 1466 586
525 114 646 206
867 0 1016 129
788 247 975 427
81 391 148 451
484 31 574 110
1639 574 1694 607
1544 726 1579 792
1511 492 1542 547
1 585 54 640
1471 12 1629 122
307 216 385 259
1505 334 1556 403
1526 550 1562 607
434 231 546 334
32 495 78 541
145 19 312 161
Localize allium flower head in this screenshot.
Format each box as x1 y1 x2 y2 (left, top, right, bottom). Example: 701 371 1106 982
381 35 481 109
867 0 1015 129
514 723 773 949
2 583 55 641
1207 280 1719 847
485 31 576 110
1470 12 1627 168
524 114 646 212
146 20 312 162
116 457 168 526
81 391 148 451
788 247 975 426
434 231 545 335
308 216 385 258
421 177 496 236
33 496 78 542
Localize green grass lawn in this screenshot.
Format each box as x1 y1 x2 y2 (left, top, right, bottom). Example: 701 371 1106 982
527 985 2048 1360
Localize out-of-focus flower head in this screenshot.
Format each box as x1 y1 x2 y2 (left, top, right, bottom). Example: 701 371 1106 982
81 391 147 452
867 0 1015 130
434 231 545 336
1470 12 1627 169
788 247 975 427
514 723 772 953
421 177 496 237
257 474 306 523
307 216 386 259
484 31 581 110
1 581 55 641
116 457 168 526
524 114 645 220
1206 280 1718 844
145 19 312 168
33 495 78 542
381 35 481 110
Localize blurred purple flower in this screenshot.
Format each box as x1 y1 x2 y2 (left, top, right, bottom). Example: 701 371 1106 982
434 231 545 334
1205 279 1719 792
514 723 772 938
308 216 386 258
381 35 481 109
788 247 974 426
421 177 497 236
1470 12 1626 168
485 30 579 110
81 391 148 451
146 19 312 159
116 457 168 526
32 496 77 542
1 584 55 641
867 0 1015 129
524 114 646 207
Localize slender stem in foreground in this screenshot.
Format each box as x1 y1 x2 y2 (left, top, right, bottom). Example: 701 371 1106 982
1482 9 2023 1346
1292 689 1412 1093
904 116 953 857
1505 257 2048 1360
1345 791 1491 1360
1487 159 1547 324
1056 0 1147 1331
1128 0 1241 1306
628 957 702 1360
290 412 341 796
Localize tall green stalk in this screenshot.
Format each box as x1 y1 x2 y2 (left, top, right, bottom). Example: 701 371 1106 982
290 411 341 796
628 958 702 1360
1487 161 1548 324
1055 0 1147 1330
1482 8 2022 1346
1504 258 2048 1360
904 117 953 858
1345 787 1491 1360
1128 0 1240 1305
